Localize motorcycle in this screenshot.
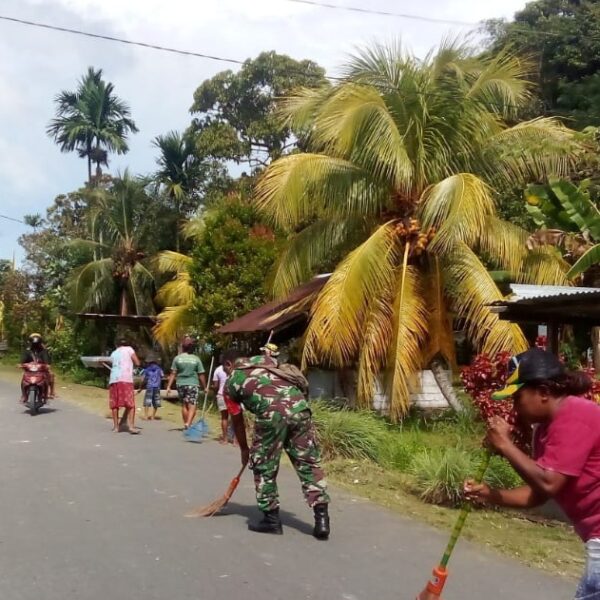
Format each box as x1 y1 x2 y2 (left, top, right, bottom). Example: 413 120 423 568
21 362 49 415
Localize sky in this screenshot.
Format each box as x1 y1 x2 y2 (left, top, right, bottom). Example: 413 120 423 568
0 0 528 264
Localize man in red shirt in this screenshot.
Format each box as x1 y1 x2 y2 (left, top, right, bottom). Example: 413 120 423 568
464 349 600 599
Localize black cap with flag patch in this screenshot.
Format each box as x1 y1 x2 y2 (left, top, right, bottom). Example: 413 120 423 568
492 348 565 400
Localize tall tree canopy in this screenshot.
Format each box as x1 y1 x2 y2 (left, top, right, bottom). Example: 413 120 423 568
47 67 138 184
255 40 581 420
188 51 327 170
486 0 600 128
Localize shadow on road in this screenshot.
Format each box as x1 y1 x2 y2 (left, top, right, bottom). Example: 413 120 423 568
222 501 314 536
21 407 60 416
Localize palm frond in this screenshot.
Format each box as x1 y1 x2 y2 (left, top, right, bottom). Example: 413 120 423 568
68 258 115 312
356 295 394 410
254 153 385 229
482 118 580 185
153 304 196 348
303 222 398 367
518 247 571 285
153 250 192 274
384 256 428 421
310 83 414 190
270 217 370 297
420 174 495 254
155 273 195 307
445 243 528 355
478 216 529 276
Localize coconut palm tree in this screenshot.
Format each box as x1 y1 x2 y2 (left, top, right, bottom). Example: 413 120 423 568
153 131 202 250
47 67 138 185
69 172 155 316
254 40 581 420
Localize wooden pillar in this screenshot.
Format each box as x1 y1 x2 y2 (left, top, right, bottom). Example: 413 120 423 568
547 321 560 355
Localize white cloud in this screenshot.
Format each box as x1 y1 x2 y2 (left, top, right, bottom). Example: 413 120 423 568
0 0 527 262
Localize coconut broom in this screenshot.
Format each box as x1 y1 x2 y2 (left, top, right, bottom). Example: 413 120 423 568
186 464 246 517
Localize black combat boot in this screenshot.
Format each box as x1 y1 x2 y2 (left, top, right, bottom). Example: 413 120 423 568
313 504 330 540
248 508 283 534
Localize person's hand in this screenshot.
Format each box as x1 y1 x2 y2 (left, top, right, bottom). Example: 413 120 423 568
463 479 492 504
240 447 250 468
165 387 171 396
486 415 513 454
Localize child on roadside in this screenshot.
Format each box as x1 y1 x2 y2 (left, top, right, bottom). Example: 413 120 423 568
139 356 164 420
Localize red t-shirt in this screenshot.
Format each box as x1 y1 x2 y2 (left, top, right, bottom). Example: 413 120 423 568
534 395 600 541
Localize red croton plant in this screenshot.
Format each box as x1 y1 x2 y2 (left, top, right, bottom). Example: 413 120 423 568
460 337 600 451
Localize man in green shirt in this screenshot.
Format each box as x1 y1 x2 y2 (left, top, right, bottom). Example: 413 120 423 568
166 341 206 429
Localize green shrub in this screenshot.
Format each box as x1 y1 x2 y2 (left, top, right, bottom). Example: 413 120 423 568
485 455 522 489
410 447 476 507
67 365 106 388
311 402 385 461
377 431 426 472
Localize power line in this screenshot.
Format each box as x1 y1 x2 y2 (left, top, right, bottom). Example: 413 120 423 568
285 0 476 26
284 0 562 37
0 213 26 225
0 12 588 117
0 15 245 65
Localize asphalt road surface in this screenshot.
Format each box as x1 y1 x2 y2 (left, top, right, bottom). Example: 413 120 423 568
0 379 575 600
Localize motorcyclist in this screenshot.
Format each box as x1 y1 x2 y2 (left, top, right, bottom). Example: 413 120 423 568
20 333 55 402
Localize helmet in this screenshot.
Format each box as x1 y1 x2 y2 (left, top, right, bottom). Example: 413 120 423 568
28 333 43 346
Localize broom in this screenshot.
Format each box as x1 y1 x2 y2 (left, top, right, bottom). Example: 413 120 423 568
185 355 215 442
185 464 246 517
416 451 492 600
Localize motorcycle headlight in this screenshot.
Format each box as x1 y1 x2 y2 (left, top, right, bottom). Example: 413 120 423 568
29 366 39 372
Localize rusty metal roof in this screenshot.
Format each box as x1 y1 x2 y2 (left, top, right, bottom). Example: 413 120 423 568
217 275 329 334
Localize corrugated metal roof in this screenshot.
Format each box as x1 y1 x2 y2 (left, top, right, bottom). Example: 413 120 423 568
507 284 600 302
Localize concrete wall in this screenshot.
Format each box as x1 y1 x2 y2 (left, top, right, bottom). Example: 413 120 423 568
307 368 450 411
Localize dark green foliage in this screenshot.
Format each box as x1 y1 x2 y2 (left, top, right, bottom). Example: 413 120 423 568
485 1 600 128
187 196 279 339
189 51 327 170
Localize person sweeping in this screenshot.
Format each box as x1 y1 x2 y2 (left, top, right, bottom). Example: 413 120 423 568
221 348 330 539
464 348 600 600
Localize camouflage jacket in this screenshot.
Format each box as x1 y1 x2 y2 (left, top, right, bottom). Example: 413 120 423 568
224 355 309 417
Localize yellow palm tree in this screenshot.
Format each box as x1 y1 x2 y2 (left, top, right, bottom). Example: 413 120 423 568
254 41 578 420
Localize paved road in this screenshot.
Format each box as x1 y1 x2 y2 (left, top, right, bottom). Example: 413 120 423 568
0 379 575 600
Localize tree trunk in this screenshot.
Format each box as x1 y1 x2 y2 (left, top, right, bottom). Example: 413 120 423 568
119 288 129 317
430 357 464 413
87 152 92 186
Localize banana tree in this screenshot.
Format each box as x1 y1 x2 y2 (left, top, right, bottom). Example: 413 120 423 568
525 179 600 283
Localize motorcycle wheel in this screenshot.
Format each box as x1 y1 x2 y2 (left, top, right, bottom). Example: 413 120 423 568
28 387 39 416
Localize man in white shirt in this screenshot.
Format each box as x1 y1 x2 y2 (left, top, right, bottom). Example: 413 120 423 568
212 358 231 444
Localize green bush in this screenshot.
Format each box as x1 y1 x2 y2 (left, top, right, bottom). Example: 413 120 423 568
485 455 522 489
377 430 426 472
311 402 385 461
410 447 476 507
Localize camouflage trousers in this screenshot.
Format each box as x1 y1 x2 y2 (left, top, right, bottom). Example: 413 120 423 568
250 406 330 512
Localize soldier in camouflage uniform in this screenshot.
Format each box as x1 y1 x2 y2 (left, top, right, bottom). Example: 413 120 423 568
222 349 330 539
